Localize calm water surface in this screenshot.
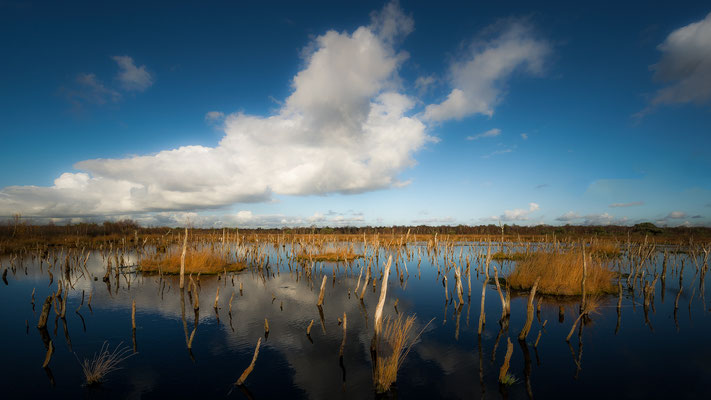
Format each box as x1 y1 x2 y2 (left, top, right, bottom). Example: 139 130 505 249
1 243 709 399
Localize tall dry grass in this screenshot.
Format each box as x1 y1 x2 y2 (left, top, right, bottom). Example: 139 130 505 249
373 314 431 393
491 252 528 261
507 250 615 296
78 341 133 385
140 248 246 274
588 240 620 258
295 248 362 262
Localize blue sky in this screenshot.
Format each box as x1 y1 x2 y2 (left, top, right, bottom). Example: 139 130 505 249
1 0 710 228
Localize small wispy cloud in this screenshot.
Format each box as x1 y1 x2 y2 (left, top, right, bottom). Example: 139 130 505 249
466 128 501 140
534 183 549 189
555 211 580 222
414 75 436 92
205 111 225 123
520 133 528 140
69 73 121 105
482 148 512 158
666 211 686 219
411 216 455 225
62 55 153 109
609 201 644 208
112 55 154 92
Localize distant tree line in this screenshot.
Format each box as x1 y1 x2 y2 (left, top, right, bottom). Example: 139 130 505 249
2 216 709 241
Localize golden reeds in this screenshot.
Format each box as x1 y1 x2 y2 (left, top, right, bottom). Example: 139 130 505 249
295 249 362 262
140 248 246 275
79 341 134 386
508 250 615 296
588 240 620 258
373 314 430 393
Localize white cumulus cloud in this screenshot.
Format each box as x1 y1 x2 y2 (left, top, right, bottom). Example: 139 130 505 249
424 20 550 121
649 12 711 106
0 2 430 218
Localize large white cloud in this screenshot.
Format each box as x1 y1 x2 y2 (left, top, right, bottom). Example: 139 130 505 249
649 12 711 106
424 20 550 121
0 2 429 218
0 4 552 223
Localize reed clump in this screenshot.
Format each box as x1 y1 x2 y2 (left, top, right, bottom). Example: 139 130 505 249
491 252 529 261
507 250 615 296
295 249 362 262
588 241 621 258
140 248 246 274
373 314 430 393
500 372 519 386
78 341 133 385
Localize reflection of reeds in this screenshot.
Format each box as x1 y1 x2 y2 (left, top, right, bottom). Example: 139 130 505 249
140 248 246 275
78 341 133 385
566 296 602 341
373 314 430 393
508 251 615 296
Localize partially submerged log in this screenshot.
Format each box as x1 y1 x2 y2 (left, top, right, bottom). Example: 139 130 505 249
235 337 262 386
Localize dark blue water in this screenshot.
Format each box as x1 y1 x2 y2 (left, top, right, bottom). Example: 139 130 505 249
0 243 709 399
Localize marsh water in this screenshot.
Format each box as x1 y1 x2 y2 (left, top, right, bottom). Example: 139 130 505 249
1 241 710 399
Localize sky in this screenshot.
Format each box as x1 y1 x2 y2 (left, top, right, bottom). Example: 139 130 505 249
1 0 710 228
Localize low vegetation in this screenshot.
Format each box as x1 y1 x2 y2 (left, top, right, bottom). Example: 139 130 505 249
500 373 519 386
295 249 362 262
507 250 615 296
491 252 529 261
373 314 431 393
140 248 247 274
79 342 134 386
588 241 621 258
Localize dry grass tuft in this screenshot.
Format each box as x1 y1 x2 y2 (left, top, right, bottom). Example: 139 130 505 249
588 241 621 258
491 252 529 261
295 249 362 262
373 314 431 393
582 295 603 315
507 250 615 296
140 248 246 274
79 341 134 386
